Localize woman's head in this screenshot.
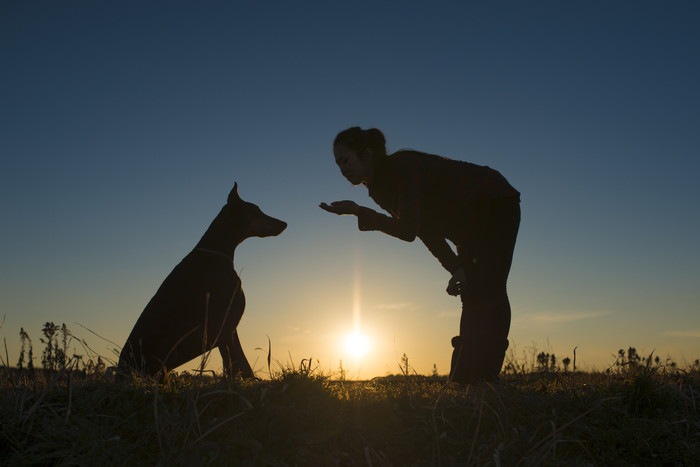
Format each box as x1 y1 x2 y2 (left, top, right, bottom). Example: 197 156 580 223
332 127 386 185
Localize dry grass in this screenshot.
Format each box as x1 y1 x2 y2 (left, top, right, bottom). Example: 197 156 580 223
1 324 698 465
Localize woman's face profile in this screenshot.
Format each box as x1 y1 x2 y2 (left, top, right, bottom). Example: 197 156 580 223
333 145 368 185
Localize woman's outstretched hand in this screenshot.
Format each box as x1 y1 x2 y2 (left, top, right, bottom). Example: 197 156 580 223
319 200 360 216
446 267 466 296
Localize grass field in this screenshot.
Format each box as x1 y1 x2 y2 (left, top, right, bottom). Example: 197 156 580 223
1 324 698 466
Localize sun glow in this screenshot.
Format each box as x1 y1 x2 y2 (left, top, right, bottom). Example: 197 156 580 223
343 331 371 359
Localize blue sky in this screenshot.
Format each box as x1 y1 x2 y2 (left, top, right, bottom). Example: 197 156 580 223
2 1 698 377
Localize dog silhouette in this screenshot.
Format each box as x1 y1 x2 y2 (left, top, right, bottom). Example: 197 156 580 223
118 183 287 380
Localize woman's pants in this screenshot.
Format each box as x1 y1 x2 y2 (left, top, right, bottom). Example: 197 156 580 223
449 197 520 383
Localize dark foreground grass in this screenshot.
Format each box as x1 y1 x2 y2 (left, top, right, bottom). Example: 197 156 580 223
1 365 698 466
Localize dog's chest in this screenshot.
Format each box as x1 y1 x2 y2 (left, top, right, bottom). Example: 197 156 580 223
171 253 244 298
230 269 245 306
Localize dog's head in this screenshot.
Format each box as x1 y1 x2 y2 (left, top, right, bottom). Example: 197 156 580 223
227 183 287 238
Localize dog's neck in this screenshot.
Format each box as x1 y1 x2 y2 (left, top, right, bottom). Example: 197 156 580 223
194 247 233 262
193 206 246 261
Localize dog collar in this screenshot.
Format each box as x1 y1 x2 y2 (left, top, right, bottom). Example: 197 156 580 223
194 247 233 262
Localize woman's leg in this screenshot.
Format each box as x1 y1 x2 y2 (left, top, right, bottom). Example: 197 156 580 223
450 198 520 383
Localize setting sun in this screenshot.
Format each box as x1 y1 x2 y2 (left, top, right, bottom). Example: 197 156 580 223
343 331 371 359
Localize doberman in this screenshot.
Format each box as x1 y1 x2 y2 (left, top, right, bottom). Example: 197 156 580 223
117 183 287 380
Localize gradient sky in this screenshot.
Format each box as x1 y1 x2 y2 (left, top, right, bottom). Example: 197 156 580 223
2 1 699 378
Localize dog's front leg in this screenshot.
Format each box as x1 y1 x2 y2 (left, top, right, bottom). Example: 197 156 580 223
219 330 254 379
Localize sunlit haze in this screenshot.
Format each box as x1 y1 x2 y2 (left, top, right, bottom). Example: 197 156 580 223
1 1 699 379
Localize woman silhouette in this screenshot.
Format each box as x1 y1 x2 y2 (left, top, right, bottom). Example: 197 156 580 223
321 127 520 383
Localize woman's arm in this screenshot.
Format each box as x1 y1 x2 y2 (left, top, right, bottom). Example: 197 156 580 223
418 232 460 274
319 200 418 241
356 169 423 241
356 206 417 242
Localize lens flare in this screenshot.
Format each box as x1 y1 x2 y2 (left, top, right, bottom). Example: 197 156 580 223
342 250 372 360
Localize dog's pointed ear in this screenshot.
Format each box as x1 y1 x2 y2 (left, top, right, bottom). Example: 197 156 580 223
227 183 241 204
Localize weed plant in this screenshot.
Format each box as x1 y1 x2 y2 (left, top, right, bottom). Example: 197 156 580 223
1 324 698 465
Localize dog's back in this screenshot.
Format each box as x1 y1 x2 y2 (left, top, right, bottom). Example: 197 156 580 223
118 184 286 379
